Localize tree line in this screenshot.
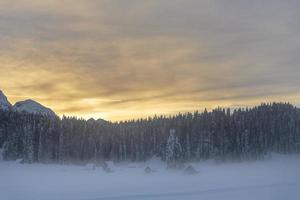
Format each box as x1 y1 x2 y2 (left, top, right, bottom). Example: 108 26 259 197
1 103 300 165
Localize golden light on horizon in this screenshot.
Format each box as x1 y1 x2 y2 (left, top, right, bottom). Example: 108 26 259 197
1 0 300 121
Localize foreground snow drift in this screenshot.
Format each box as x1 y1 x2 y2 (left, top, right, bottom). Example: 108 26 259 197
1 154 300 200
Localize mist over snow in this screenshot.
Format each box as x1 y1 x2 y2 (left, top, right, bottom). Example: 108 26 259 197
1 154 300 200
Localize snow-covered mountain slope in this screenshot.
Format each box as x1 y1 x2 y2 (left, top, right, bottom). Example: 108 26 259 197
13 99 56 116
0 90 12 110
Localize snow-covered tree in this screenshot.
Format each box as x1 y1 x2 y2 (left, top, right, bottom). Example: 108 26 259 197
166 129 183 169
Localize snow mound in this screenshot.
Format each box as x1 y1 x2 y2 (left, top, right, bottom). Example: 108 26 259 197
0 90 12 110
13 99 56 116
103 161 116 173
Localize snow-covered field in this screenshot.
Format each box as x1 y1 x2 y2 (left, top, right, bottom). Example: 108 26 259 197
1 154 300 200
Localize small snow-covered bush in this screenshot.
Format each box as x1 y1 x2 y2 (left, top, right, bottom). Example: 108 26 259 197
184 165 199 175
144 166 155 174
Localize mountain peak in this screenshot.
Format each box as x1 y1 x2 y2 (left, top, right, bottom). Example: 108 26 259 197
13 99 56 116
0 90 12 110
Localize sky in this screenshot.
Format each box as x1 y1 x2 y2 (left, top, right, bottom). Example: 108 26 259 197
0 0 300 121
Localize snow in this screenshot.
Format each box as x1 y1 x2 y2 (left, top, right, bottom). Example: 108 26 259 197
0 90 56 116
84 163 97 171
13 99 56 116
105 161 116 170
15 158 24 164
0 154 300 200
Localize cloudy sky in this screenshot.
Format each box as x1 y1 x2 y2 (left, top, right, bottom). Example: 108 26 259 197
0 0 300 121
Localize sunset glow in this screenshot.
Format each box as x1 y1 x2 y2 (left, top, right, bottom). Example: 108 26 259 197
1 0 300 121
